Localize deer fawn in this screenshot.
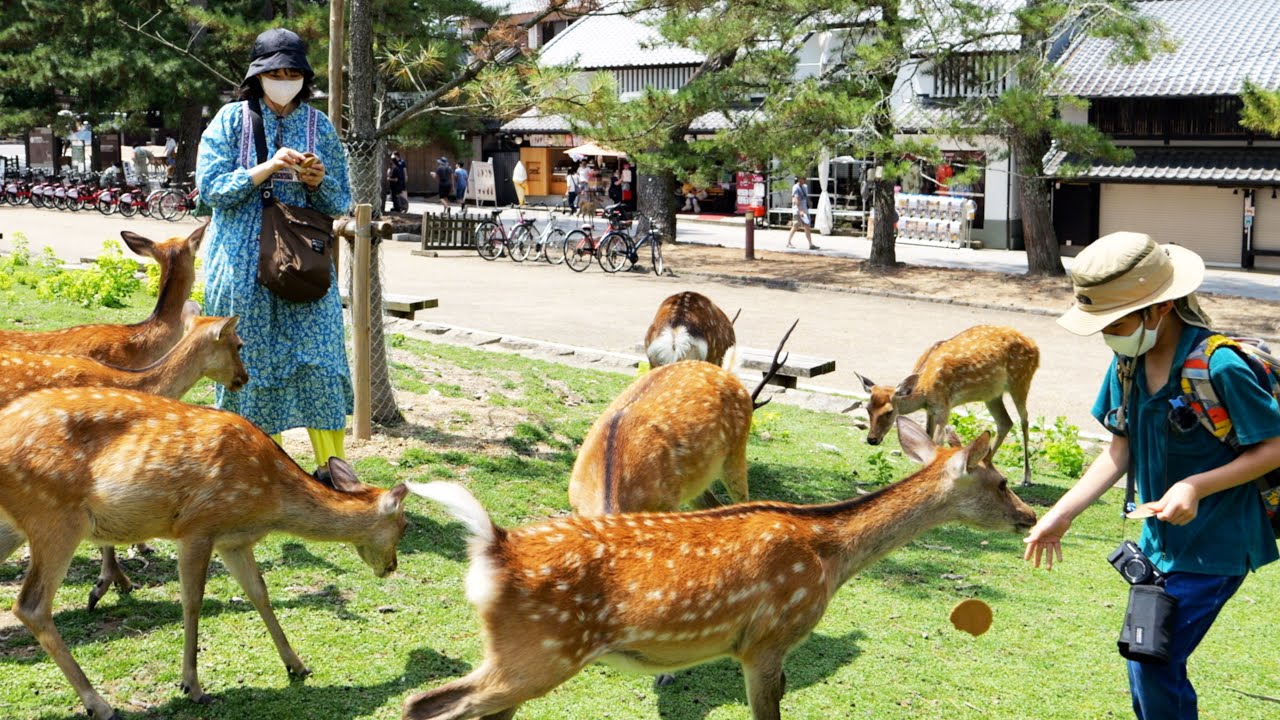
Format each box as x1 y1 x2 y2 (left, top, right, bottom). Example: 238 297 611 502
855 325 1039 486
0 314 249 609
0 388 411 720
403 417 1036 720
644 291 737 368
571 321 797 515
0 225 204 367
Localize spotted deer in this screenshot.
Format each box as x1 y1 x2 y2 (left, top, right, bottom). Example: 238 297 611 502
570 321 796 515
644 291 737 368
0 388 411 720
0 314 249 610
0 225 204 366
403 417 1036 720
855 325 1039 486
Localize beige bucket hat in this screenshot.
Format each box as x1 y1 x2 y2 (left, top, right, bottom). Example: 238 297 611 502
1057 231 1205 336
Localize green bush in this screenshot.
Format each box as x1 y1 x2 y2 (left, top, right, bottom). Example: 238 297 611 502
36 240 140 308
1043 415 1087 477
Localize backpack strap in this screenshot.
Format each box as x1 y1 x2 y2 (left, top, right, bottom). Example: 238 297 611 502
1179 334 1240 450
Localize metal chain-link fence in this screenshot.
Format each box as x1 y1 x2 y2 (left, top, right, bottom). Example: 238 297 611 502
342 136 404 427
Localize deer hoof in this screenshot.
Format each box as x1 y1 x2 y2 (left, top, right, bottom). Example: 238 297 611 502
87 708 121 720
654 673 676 687
87 583 108 612
288 665 312 680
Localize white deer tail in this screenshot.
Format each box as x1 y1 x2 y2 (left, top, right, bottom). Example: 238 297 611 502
721 344 742 374
405 481 495 545
647 326 708 367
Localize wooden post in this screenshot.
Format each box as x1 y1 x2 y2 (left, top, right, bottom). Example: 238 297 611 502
328 0 346 136
351 203 372 439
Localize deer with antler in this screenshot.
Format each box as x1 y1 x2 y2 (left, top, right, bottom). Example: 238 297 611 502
0 314 249 610
570 321 796 515
0 225 204 366
403 417 1036 720
0 388 412 720
855 325 1039 486
644 291 738 368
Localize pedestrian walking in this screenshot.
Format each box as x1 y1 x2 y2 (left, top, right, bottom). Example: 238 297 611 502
195 26 353 464
453 161 468 209
386 150 408 212
785 174 818 249
1024 231 1280 720
436 157 453 210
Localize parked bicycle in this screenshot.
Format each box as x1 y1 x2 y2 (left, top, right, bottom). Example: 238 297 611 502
474 208 539 262
564 203 632 273
601 214 665 276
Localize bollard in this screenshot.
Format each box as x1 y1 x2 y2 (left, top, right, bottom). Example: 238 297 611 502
745 209 756 261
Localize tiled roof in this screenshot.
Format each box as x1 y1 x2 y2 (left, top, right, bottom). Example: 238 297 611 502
1055 0 1280 97
478 0 553 16
538 11 704 69
500 109 743 134
1043 146 1280 185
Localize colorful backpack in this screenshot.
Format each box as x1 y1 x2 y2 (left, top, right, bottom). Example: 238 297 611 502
1173 335 1280 538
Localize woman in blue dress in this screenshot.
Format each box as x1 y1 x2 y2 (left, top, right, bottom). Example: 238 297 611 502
197 28 352 462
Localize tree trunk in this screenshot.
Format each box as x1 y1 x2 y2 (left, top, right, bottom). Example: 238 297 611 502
1017 135 1064 276
347 0 403 426
868 172 897 266
867 1 901 268
638 169 677 241
175 97 203 187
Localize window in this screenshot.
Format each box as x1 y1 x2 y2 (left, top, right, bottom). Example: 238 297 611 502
1090 97 1250 139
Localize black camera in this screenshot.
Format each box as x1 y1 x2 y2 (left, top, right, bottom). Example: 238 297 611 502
1108 541 1177 664
1108 539 1165 586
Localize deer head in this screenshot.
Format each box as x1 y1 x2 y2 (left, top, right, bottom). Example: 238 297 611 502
855 372 919 445
313 457 411 577
182 315 249 392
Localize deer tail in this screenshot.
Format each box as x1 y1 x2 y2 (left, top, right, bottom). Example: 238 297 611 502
406 481 496 545
721 344 742 374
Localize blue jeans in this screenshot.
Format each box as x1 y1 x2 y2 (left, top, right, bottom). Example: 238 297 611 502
1127 571 1244 719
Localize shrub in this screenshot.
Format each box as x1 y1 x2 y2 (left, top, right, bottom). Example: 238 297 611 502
1043 415 1087 477
36 240 140 308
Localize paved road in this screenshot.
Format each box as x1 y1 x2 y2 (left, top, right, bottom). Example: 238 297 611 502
0 205 1115 433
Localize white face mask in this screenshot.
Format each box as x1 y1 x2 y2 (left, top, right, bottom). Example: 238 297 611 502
261 77 304 107
1104 313 1164 358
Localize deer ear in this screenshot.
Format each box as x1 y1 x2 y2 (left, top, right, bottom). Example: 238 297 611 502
326 457 363 493
182 300 203 324
381 483 410 513
120 231 155 259
217 315 240 339
965 431 992 472
855 372 877 394
895 374 919 397
187 221 209 251
943 425 963 447
896 416 936 465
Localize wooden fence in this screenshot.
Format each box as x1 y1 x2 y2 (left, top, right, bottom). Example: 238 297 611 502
420 210 490 250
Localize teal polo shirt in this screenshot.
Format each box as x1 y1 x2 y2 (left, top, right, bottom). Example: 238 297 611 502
1092 325 1280 575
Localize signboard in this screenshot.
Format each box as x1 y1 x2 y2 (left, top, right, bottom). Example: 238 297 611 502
471 159 497 205
735 172 765 213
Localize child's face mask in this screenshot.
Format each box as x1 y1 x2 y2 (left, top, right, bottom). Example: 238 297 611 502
1104 311 1164 358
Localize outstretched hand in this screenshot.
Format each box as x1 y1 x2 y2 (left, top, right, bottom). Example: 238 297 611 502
1023 511 1071 570
1148 481 1200 526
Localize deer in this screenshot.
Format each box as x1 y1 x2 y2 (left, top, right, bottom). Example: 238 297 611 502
570 320 797 516
0 313 249 610
401 416 1037 720
0 387 412 720
644 291 738 368
855 325 1040 486
0 224 205 367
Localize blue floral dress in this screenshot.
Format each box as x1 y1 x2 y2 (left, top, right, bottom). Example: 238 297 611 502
196 100 353 435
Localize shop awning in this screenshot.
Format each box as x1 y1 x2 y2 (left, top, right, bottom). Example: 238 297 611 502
565 141 627 158
1044 147 1280 186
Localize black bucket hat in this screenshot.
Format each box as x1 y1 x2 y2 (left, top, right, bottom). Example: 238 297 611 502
242 28 314 85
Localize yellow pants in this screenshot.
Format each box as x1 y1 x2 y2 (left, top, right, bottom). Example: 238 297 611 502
269 428 346 464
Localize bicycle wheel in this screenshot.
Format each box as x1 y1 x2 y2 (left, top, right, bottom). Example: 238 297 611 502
542 228 567 265
564 230 593 272
599 232 633 273
118 196 138 217
649 234 665 276
475 221 505 261
158 190 185 221
508 224 534 262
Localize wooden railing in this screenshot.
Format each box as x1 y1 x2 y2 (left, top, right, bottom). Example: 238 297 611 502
420 210 488 250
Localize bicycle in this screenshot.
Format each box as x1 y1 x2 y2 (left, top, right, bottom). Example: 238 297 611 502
157 183 199 221
474 209 538 261
601 214 666 276
563 203 631 273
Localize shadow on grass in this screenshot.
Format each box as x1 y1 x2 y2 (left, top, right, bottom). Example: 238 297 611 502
28 647 466 720
653 629 866 719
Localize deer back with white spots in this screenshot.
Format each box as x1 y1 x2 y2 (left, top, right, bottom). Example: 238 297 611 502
644 292 737 368
855 325 1040 485
0 225 205 367
0 388 410 720
403 417 1036 720
568 359 754 515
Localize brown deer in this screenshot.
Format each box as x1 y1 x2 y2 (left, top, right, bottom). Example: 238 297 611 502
402 417 1036 720
0 225 205 367
643 291 737 368
0 388 411 720
855 325 1039 486
571 321 796 515
0 314 250 609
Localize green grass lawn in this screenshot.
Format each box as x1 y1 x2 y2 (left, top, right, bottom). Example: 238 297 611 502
1 287 1278 719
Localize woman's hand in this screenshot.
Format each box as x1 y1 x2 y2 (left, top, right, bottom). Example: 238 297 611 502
271 146 307 173
1149 481 1200 526
1023 510 1073 569
298 153 326 191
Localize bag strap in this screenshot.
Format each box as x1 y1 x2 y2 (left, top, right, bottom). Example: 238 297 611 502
246 96 274 205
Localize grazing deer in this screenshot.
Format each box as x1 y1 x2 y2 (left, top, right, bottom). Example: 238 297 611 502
0 388 411 720
403 417 1036 720
571 321 797 515
644 291 737 368
0 314 249 609
0 225 205 367
855 325 1039 486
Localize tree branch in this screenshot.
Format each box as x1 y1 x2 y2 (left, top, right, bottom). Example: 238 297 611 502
117 17 236 89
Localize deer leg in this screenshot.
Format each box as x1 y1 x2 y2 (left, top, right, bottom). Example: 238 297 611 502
403 661 571 720
720 443 750 504
14 518 120 720
217 544 309 678
0 521 24 563
927 408 951 444
984 398 1014 453
88 546 134 612
741 653 787 720
691 490 722 509
1012 394 1033 487
176 537 214 704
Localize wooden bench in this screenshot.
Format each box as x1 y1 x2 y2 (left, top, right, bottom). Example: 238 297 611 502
340 291 438 320
740 347 835 389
